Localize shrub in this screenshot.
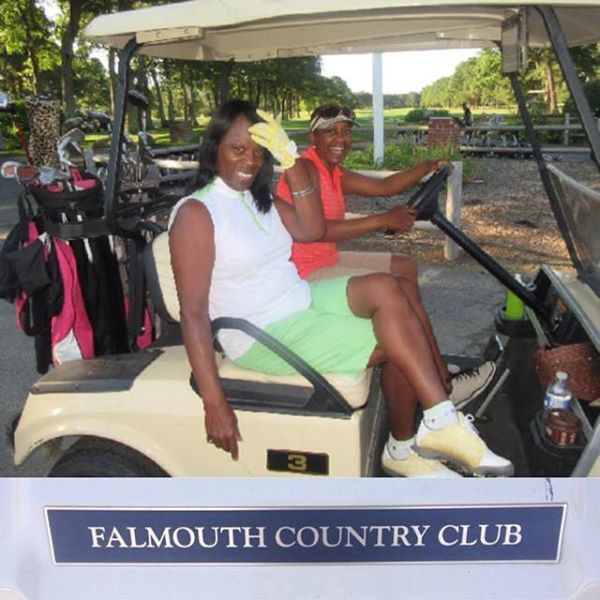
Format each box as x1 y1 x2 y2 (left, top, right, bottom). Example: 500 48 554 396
343 139 474 179
404 109 429 123
404 108 451 123
0 100 28 152
563 79 600 117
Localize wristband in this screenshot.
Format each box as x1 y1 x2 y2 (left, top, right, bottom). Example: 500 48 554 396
290 178 317 199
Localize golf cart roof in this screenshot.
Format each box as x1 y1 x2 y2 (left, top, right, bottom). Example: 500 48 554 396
85 1 600 61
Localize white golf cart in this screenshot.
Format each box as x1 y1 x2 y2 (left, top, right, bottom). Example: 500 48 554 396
12 0 600 478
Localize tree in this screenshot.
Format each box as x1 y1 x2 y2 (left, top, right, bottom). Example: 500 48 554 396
57 0 114 116
421 76 453 108
147 58 167 126
74 56 111 110
405 92 420 108
525 49 560 114
1 2 357 131
421 49 512 110
304 74 356 113
0 0 58 96
568 43 600 82
354 92 372 108
471 50 513 107
59 0 83 117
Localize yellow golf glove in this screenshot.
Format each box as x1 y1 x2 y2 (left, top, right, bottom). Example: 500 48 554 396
249 109 298 170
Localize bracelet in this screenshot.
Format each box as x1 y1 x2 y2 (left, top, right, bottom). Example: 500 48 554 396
290 178 317 199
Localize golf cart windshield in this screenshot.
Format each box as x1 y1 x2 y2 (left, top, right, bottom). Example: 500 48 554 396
548 164 600 294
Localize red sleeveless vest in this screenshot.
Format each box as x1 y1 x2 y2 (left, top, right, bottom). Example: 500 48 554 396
276 146 345 278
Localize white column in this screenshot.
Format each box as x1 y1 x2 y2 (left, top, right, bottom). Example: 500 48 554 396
372 53 384 166
445 161 463 261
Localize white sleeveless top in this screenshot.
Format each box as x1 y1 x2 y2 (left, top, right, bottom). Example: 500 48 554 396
168 177 310 358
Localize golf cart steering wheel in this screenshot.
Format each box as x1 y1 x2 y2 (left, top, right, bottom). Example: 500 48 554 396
406 164 450 221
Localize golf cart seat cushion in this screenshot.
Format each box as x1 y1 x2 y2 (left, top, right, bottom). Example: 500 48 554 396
146 232 372 409
217 357 373 409
145 231 180 322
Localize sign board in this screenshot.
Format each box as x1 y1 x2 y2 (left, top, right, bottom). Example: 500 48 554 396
46 504 565 565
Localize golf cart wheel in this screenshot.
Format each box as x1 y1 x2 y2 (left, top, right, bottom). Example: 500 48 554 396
48 437 168 477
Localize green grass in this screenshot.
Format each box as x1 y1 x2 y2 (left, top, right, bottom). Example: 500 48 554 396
85 127 205 149
4 107 488 169
79 112 476 176
282 108 429 146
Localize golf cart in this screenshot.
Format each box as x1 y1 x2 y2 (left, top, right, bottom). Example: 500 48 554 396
11 1 600 478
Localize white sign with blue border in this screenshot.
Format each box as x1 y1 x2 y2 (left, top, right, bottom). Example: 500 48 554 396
45 503 565 565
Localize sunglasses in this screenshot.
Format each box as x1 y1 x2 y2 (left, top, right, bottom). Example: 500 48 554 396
309 105 357 131
313 105 355 120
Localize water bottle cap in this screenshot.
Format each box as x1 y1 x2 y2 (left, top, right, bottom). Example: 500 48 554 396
557 371 568 380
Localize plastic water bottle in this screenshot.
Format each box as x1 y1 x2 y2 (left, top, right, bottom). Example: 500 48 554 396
544 371 573 412
543 371 581 446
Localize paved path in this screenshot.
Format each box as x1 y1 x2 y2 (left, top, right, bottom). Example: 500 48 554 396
0 156 48 475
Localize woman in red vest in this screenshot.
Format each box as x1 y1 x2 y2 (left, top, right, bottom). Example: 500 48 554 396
276 104 494 407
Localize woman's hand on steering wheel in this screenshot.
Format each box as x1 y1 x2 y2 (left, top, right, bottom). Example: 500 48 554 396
405 162 451 221
378 205 417 232
430 158 453 173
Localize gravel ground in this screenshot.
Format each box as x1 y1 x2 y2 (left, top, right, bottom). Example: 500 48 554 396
343 157 599 275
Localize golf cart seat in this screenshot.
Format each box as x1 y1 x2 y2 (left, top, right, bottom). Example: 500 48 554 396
144 232 374 411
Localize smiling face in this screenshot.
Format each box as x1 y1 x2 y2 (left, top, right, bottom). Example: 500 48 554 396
216 115 265 191
309 121 353 170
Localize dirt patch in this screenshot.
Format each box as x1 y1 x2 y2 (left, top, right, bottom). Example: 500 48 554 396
343 157 599 275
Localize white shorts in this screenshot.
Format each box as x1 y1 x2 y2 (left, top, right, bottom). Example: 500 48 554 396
307 250 392 281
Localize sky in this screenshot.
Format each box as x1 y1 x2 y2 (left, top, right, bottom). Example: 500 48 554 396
40 0 479 96
321 49 480 94
83 48 479 96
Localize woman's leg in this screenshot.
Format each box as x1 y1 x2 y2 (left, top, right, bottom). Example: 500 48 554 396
389 254 498 407
350 273 513 477
348 273 446 409
377 355 418 440
389 254 451 388
374 355 461 478
309 251 447 386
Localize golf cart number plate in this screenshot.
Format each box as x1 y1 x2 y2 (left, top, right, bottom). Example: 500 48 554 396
267 449 329 475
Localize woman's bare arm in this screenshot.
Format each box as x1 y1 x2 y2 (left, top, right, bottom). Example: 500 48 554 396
169 201 242 459
321 205 417 242
275 158 325 242
341 159 448 197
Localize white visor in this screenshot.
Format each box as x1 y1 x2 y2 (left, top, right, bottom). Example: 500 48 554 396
309 113 358 132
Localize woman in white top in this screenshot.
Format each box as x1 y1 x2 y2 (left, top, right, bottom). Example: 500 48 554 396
168 100 513 478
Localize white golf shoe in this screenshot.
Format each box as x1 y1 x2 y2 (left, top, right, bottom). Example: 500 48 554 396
381 446 462 478
416 412 514 477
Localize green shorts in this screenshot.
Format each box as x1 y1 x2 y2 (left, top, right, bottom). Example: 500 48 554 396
234 276 377 376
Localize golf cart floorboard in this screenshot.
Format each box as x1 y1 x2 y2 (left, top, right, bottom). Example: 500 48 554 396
467 389 532 477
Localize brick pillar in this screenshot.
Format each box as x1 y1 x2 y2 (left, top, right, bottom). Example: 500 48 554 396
427 117 462 148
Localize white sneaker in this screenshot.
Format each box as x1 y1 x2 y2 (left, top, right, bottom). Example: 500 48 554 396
416 412 514 477
449 361 496 408
381 446 462 478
